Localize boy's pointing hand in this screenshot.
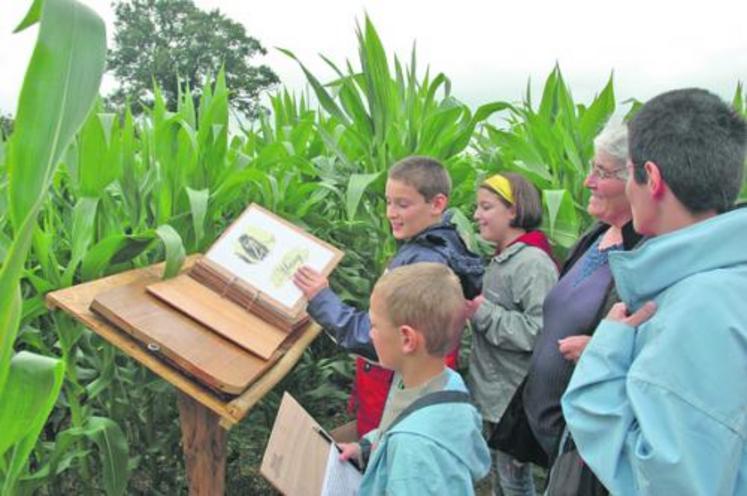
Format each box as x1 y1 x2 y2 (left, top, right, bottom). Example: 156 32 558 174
293 265 329 300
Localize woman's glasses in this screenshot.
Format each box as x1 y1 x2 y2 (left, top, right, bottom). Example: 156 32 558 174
588 160 628 180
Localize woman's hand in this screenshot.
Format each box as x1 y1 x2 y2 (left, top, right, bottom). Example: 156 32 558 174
558 302 657 363
606 301 657 326
557 335 592 362
293 265 329 300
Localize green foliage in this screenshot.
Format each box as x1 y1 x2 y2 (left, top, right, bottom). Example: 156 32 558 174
733 81 745 116
0 352 65 495
277 15 503 283
0 114 13 138
734 82 747 202
0 0 106 493
107 0 279 117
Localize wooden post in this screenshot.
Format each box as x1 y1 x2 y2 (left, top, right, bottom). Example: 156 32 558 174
178 392 228 495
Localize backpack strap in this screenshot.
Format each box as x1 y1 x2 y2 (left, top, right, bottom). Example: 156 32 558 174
359 390 470 468
387 390 471 432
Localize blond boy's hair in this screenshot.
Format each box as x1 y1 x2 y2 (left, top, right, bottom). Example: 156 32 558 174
372 263 465 356
388 156 451 201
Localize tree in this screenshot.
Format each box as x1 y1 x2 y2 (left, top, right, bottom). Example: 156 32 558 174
0 113 13 137
107 0 279 117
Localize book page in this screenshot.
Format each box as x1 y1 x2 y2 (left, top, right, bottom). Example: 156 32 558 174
205 206 336 309
320 444 362 496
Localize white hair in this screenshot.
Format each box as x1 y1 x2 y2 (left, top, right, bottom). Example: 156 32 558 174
593 121 628 166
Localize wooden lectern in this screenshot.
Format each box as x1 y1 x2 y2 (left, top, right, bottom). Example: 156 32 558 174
46 256 323 495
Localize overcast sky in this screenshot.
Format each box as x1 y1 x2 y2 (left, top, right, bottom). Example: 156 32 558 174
1 0 746 116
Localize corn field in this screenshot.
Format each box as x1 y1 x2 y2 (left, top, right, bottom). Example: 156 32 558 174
0 1 745 494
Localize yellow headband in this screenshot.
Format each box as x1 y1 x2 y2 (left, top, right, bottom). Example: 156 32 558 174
482 174 514 204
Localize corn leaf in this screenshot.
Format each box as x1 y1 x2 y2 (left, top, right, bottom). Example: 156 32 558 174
278 47 351 127
542 189 580 248
2 0 105 391
345 172 381 221
446 207 480 253
80 234 154 281
578 74 615 144
732 82 744 114
0 278 23 395
84 417 129 496
0 351 65 494
13 0 43 33
7 0 106 229
62 196 100 286
186 187 209 249
78 111 122 196
155 225 186 279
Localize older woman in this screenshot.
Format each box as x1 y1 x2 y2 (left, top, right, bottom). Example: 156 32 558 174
519 122 642 491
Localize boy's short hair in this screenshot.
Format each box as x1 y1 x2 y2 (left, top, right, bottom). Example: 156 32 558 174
372 263 465 357
388 156 452 201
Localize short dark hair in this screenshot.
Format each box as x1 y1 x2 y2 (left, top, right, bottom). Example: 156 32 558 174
388 156 451 201
480 172 543 229
628 88 747 213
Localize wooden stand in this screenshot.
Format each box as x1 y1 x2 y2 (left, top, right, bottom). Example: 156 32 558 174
178 393 228 496
46 256 322 494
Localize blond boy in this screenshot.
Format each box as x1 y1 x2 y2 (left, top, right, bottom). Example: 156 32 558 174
339 263 490 495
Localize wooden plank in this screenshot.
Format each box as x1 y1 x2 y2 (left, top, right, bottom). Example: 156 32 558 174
91 277 273 395
224 317 322 425
45 256 323 427
147 274 286 360
46 260 239 424
260 392 329 496
178 392 228 496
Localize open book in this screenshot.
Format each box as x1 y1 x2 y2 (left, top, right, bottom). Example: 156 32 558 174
145 203 343 358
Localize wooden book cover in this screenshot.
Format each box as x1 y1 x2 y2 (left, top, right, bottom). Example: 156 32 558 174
146 274 287 360
147 203 343 357
90 275 289 395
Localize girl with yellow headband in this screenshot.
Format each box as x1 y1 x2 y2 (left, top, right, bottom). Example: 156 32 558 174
467 172 558 496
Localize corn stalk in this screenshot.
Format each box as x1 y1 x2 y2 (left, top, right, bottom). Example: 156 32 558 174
0 0 109 494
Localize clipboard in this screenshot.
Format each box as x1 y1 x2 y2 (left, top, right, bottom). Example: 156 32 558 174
261 392 362 495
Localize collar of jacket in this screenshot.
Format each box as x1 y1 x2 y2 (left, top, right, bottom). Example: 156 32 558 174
561 220 643 276
610 207 747 311
492 240 529 263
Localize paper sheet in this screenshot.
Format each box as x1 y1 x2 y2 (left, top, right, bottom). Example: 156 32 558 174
206 206 336 308
320 444 362 496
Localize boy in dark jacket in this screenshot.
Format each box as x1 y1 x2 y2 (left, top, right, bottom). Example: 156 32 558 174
293 156 483 436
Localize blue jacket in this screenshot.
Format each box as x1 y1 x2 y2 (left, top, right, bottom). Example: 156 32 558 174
360 369 491 495
562 207 747 496
307 213 484 360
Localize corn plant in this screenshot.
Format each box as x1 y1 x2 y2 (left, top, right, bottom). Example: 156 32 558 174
0 0 110 494
279 15 505 287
